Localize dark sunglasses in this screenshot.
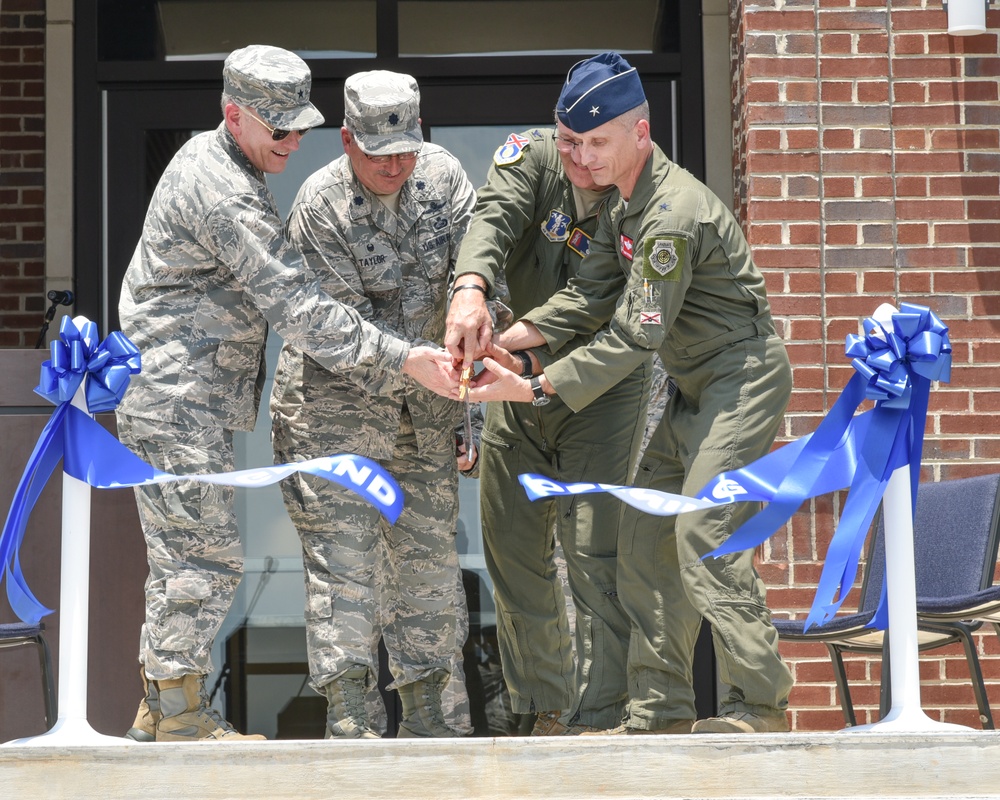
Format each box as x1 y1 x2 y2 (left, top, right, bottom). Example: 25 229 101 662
244 109 309 142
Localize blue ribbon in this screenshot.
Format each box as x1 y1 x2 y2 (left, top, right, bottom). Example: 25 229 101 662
698 303 950 629
2 318 404 625
517 303 950 632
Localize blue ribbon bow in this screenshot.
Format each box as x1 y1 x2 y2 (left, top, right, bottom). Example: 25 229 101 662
698 303 951 629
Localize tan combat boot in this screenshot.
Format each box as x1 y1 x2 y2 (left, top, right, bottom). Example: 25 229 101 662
323 666 380 739
396 670 457 738
124 666 159 742
155 673 266 742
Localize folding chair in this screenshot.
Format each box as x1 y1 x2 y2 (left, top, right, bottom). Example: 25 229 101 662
774 472 1000 728
0 621 57 729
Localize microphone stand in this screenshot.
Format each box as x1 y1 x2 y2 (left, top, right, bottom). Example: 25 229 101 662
35 291 74 349
208 556 278 704
35 298 62 349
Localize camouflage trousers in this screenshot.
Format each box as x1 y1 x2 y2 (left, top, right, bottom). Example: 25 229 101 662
273 408 464 701
115 412 242 680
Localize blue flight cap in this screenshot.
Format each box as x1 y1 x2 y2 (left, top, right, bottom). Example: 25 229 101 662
556 52 646 133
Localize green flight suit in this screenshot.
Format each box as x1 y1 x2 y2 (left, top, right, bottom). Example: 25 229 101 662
455 128 650 727
522 143 794 728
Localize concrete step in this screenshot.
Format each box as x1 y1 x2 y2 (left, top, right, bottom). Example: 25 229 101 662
3 731 1000 799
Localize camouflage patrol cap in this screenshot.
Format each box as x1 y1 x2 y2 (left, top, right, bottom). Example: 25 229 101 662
223 44 325 131
344 70 423 156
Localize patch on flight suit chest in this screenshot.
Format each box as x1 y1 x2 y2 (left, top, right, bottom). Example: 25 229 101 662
567 227 592 257
643 236 686 281
541 209 572 242
620 234 634 261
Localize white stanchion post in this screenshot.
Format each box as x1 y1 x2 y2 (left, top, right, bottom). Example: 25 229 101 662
848 465 969 733
7 345 130 747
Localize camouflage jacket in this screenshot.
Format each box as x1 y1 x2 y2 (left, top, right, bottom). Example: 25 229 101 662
118 123 411 431
270 143 475 459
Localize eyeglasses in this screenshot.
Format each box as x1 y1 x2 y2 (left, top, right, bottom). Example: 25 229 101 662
554 132 583 154
362 149 420 164
244 109 308 142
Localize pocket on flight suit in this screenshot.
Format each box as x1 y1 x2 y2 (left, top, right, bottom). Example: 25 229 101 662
478 427 520 532
617 456 663 556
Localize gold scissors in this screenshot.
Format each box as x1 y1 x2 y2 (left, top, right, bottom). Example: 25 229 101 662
459 365 476 462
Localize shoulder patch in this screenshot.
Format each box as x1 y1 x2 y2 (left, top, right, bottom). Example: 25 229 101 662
493 133 531 166
643 236 686 281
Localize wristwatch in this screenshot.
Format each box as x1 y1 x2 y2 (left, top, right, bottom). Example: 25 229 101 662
511 350 533 378
529 375 550 407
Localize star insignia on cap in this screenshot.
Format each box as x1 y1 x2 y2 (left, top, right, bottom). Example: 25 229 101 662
660 202 671 212
389 113 399 125
298 89 304 99
590 106 600 116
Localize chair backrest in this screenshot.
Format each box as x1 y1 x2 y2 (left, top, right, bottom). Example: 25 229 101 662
860 473 1000 609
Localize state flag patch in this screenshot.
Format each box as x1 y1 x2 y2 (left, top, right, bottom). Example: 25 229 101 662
493 133 531 166
640 311 662 326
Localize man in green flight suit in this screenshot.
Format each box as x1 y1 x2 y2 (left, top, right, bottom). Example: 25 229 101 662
460 52 794 734
445 126 651 734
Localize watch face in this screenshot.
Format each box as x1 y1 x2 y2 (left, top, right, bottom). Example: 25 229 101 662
530 376 550 406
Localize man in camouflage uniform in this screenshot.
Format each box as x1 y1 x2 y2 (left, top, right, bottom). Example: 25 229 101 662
444 127 653 735
465 52 794 735
116 46 459 743
270 70 475 739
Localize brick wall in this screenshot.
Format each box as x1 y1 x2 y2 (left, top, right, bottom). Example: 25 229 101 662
736 0 1000 731
0 0 45 348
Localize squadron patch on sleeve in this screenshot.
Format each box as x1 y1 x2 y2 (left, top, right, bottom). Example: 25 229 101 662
567 227 592 257
541 209 572 242
493 133 531 166
643 236 686 281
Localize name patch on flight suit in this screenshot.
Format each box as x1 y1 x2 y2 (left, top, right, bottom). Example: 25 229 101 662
643 236 686 281
567 227 592 257
620 234 634 261
493 133 530 166
541 209 572 242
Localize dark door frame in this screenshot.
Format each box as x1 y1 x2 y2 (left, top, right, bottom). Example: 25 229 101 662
75 1 704 331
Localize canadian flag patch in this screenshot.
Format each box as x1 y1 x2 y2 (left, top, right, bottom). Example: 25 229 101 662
620 234 634 261
640 311 662 326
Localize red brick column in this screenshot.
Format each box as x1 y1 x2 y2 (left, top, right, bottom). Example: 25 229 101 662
0 0 46 348
734 0 1000 731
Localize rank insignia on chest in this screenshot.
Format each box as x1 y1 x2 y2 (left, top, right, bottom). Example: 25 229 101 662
640 310 662 326
620 233 634 261
567 227 592 257
643 236 686 282
541 209 572 242
493 133 531 166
